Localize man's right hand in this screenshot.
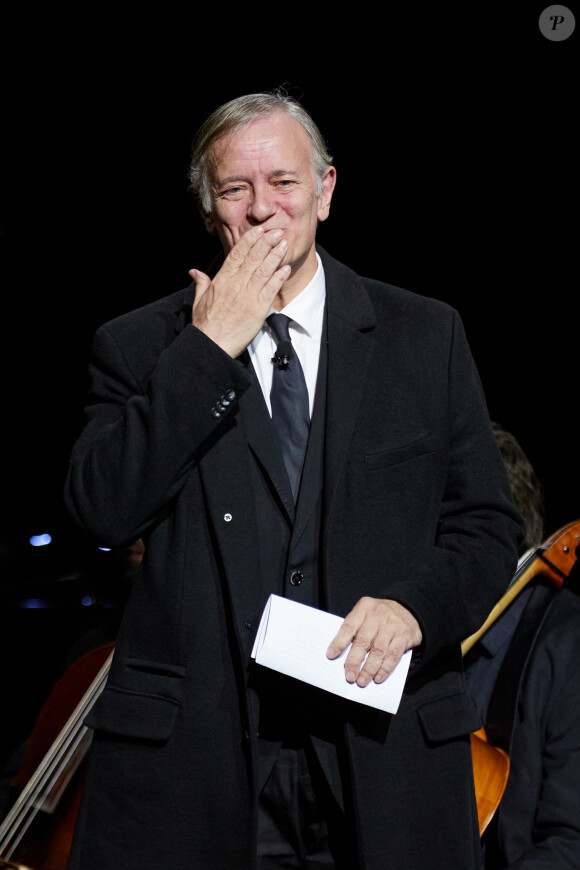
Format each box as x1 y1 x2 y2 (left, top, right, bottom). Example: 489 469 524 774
189 226 290 358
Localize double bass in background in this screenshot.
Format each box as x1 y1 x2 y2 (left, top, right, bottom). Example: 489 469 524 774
0 538 142 870
1 523 579 868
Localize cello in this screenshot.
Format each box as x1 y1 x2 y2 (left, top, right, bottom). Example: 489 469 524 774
0 644 114 870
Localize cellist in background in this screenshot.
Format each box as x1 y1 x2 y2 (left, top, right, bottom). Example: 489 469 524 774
465 423 580 868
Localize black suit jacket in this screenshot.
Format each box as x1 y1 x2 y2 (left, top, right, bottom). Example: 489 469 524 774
64 247 522 869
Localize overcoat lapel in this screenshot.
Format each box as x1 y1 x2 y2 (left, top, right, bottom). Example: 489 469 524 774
318 249 377 525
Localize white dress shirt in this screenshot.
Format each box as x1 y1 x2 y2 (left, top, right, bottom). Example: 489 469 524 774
247 254 326 418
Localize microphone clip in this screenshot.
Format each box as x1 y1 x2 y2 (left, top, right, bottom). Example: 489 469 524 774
271 340 293 370
271 352 290 370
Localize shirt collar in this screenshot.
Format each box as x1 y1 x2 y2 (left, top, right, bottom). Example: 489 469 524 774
269 253 325 337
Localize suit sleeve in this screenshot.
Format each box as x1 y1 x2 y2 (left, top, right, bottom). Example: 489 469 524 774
64 320 253 546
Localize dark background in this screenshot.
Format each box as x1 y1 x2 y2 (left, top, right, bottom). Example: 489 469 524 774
1 6 576 768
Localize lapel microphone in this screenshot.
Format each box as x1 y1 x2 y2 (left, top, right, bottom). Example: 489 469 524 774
271 340 293 370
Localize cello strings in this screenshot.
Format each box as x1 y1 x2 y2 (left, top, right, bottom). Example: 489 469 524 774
0 654 112 856
1 727 91 858
0 652 113 858
0 653 112 853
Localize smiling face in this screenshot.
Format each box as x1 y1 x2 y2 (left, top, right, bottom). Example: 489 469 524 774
202 111 336 298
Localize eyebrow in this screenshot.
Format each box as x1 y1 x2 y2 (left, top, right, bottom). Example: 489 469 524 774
269 169 299 178
216 175 247 186
216 169 299 186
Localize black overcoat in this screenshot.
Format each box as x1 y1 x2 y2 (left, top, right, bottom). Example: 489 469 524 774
64 247 522 869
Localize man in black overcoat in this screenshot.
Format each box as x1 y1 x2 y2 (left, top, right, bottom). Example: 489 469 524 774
64 91 523 869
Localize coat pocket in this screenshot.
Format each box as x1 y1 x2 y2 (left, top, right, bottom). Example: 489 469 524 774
85 658 185 742
364 433 435 472
363 434 437 502
416 692 482 744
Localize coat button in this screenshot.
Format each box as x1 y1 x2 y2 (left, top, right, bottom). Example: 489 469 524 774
289 571 304 587
211 408 221 418
224 513 232 522
225 389 236 402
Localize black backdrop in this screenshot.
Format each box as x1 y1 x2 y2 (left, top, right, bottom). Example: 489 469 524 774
1 6 576 767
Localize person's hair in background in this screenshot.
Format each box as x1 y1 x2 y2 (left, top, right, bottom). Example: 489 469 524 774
491 421 545 556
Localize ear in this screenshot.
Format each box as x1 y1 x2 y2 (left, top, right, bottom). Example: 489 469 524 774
317 166 337 223
197 202 217 236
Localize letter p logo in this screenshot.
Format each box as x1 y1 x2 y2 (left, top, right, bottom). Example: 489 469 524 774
539 5 576 40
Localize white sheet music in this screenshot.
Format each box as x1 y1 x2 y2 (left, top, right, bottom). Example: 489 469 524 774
251 594 411 713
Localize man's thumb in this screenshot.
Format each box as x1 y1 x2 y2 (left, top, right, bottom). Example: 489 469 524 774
189 269 211 300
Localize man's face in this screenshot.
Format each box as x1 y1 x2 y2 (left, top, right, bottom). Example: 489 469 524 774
203 111 336 283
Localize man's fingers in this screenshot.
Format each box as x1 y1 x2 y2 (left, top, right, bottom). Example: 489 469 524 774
343 632 377 683
189 270 212 319
251 240 289 295
344 633 405 687
238 230 287 289
221 227 284 279
211 228 289 313
372 648 405 684
189 269 211 294
265 263 291 298
220 226 265 273
358 643 403 686
326 616 362 661
326 597 422 687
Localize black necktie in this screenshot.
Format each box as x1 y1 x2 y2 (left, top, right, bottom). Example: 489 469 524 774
267 313 310 501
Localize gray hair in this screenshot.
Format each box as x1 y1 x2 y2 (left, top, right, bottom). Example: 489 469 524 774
188 90 333 213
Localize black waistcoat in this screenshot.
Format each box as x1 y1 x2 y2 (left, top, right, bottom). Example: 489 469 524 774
244 318 345 794
246 316 328 612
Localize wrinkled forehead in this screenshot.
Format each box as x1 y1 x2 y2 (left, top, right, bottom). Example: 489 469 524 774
207 112 315 182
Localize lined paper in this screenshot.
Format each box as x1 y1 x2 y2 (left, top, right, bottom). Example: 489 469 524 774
251 594 411 713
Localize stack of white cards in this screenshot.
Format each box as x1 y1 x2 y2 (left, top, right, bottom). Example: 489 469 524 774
251 594 411 714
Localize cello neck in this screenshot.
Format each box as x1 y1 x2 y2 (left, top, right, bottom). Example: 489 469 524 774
462 518 580 656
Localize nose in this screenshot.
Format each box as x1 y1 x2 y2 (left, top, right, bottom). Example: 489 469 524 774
246 185 277 225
